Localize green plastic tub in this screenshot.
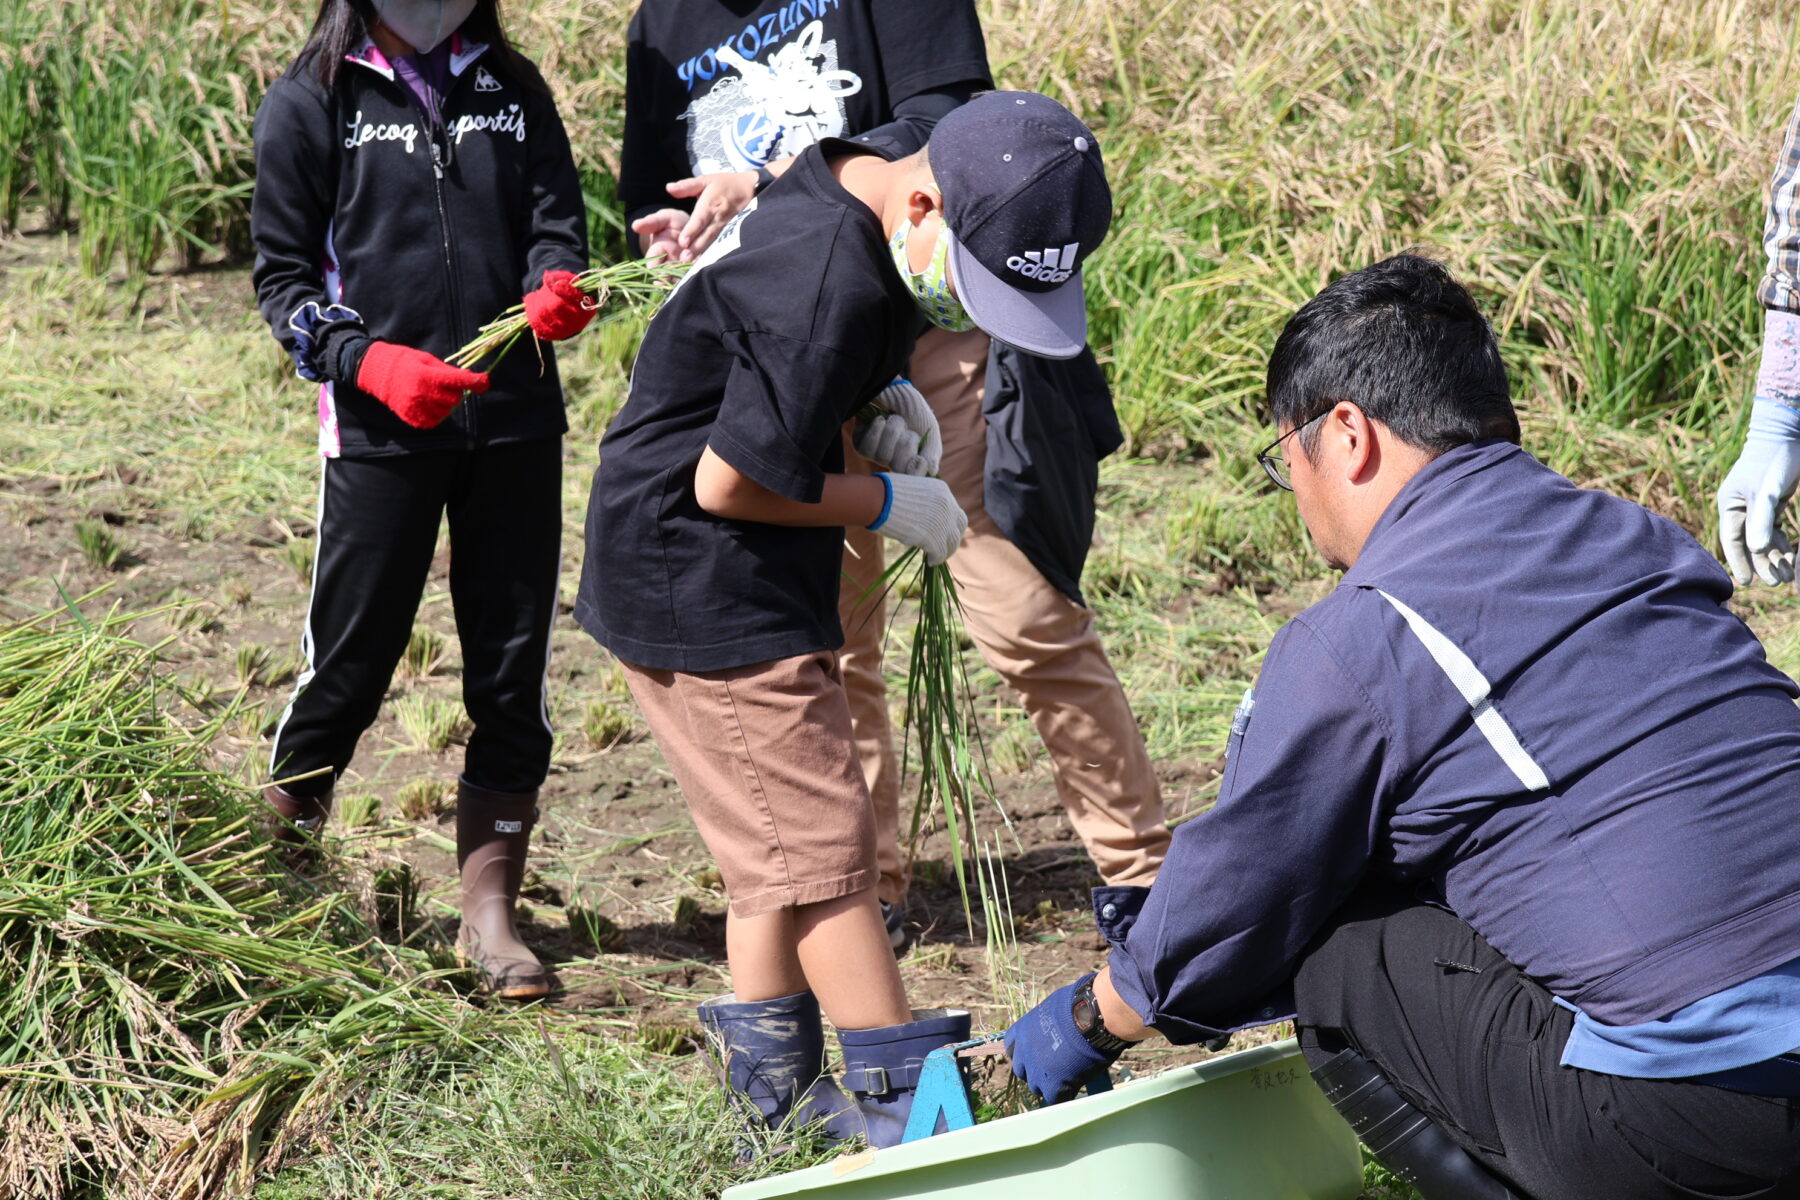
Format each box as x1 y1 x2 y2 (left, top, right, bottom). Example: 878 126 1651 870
723 1039 1363 1200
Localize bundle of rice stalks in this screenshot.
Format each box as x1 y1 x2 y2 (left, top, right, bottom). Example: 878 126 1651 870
446 259 683 371
857 402 1010 920
0 609 483 1200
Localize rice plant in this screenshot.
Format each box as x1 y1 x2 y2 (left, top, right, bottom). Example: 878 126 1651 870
569 904 626 952
0 610 491 1200
988 718 1037 776
0 1 280 275
671 894 704 933
74 517 124 570
395 693 471 753
446 259 684 370
857 392 1009 920
232 640 271 687
371 861 421 937
581 697 633 750
395 777 452 822
281 536 314 584
0 0 48 234
167 598 223 635
340 791 381 830
398 625 449 681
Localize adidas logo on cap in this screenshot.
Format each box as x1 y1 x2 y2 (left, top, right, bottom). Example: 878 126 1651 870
1006 242 1081 284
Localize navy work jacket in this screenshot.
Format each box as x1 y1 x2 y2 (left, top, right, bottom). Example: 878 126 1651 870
1103 439 1800 1043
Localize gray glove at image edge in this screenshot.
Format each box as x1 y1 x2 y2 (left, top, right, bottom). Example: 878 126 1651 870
1718 309 1800 587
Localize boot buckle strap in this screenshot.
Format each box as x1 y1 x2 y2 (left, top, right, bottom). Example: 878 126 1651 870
843 1062 922 1094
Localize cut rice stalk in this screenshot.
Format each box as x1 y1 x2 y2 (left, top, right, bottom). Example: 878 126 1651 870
855 399 1012 923
445 258 685 371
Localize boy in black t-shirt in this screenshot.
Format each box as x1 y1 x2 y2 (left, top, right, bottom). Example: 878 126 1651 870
576 92 1113 1147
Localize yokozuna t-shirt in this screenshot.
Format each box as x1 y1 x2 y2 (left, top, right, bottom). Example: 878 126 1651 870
576 142 915 672
621 0 989 214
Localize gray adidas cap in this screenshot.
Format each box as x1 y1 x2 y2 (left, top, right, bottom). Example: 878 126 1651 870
931 91 1112 359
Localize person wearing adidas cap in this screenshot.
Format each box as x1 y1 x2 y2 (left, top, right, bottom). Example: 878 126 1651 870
619 2 1172 964
573 90 1110 1149
926 92 1111 358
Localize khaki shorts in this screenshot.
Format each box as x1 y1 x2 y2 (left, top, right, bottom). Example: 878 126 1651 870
619 651 876 918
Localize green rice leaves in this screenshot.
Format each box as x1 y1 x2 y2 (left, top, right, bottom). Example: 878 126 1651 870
0 612 478 1200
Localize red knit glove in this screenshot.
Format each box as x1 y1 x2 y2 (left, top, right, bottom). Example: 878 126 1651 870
355 341 489 430
523 269 595 341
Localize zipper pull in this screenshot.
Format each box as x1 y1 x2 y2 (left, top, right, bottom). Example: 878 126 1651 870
430 139 445 179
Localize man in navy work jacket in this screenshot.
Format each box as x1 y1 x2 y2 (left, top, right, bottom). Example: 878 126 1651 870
1003 254 1800 1200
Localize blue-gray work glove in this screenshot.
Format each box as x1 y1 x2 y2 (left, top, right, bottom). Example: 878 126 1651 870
1003 974 1121 1105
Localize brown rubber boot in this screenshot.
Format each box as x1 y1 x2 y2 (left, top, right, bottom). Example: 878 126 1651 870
456 779 550 1000
261 784 332 867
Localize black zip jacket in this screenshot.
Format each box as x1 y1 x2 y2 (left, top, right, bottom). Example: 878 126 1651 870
251 38 587 457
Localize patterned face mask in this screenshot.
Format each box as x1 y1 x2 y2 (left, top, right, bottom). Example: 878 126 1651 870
889 214 976 333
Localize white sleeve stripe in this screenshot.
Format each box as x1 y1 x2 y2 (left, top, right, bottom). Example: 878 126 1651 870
1377 589 1551 793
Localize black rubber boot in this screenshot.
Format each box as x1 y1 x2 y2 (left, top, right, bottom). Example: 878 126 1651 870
456 780 549 999
838 1008 972 1148
1311 1046 1524 1199
698 991 860 1152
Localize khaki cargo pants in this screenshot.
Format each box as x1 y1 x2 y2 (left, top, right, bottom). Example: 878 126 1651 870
839 326 1170 902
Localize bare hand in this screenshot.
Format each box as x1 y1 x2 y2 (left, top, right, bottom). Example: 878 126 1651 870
666 171 759 259
632 208 688 263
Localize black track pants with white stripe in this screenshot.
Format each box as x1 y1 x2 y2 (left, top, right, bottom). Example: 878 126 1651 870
269 437 562 797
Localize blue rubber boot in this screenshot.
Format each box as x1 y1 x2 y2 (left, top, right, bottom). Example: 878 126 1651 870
697 992 859 1150
837 1008 972 1148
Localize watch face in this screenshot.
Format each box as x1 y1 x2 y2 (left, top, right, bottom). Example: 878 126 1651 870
1072 989 1100 1034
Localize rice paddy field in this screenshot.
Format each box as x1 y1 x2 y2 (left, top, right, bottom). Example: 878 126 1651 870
3 1 1800 1197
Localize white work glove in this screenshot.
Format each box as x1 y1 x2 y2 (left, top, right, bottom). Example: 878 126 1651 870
1718 311 1800 587
854 379 942 477
869 472 967 565
1719 400 1800 585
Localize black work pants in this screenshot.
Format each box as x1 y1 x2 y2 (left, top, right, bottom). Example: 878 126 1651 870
269 438 562 797
1293 894 1800 1200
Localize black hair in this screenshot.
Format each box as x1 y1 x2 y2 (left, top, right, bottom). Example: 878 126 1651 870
296 0 542 93
1265 253 1520 457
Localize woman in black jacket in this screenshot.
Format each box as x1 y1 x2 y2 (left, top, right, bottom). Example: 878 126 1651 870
251 0 592 1000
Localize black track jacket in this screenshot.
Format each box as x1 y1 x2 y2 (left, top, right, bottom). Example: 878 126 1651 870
252 37 587 457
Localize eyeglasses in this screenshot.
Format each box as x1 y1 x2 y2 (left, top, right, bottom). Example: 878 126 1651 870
1256 412 1328 491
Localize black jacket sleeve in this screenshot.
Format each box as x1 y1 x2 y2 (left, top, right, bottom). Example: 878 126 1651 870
251 73 361 381
851 82 985 160
519 69 590 289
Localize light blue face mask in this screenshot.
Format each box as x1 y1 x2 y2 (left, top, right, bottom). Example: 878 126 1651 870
889 215 976 333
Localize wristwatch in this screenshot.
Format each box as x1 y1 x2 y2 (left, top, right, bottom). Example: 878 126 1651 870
1071 975 1136 1053
753 164 777 194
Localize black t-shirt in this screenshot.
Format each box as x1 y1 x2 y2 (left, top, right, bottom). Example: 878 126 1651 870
576 143 915 671
620 0 990 218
